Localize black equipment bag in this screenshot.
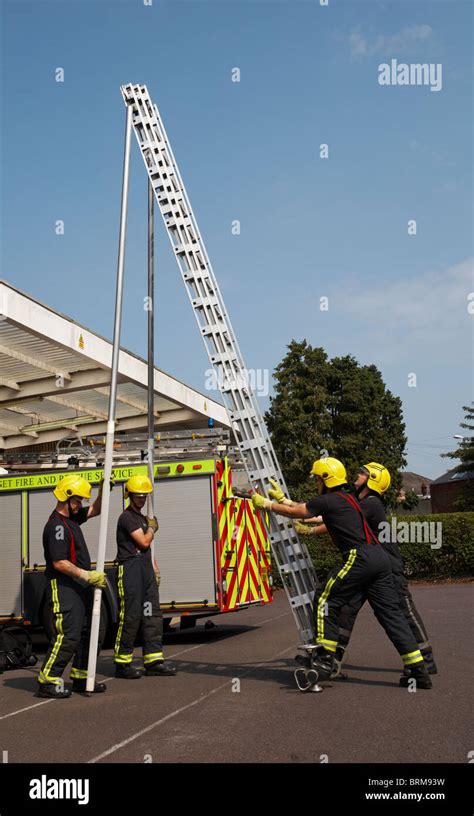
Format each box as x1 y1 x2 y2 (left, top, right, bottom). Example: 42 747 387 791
0 625 37 670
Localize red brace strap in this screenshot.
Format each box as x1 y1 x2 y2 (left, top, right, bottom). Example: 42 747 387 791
335 492 379 546
51 511 77 564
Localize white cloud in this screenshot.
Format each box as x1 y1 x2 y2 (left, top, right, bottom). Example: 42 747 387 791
349 29 369 57
431 150 456 168
340 258 473 352
407 141 456 168
348 24 434 59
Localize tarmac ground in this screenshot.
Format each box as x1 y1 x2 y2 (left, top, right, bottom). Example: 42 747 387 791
0 584 471 764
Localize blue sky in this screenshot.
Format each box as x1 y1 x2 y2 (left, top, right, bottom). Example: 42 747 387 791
1 0 473 478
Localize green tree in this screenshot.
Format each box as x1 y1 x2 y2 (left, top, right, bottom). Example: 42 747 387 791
265 340 407 504
442 403 474 511
264 340 332 499
401 489 420 511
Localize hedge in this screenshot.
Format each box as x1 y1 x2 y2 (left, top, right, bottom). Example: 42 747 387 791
286 512 474 583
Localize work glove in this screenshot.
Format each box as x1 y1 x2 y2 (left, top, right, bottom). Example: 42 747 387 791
87 570 107 589
75 569 107 589
267 478 294 506
146 516 159 533
251 493 273 511
294 521 314 536
154 567 161 587
268 478 285 502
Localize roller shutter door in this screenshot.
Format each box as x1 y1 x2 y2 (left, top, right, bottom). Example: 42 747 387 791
0 493 22 616
154 476 216 604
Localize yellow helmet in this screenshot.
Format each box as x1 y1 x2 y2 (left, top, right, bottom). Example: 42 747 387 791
124 475 153 497
361 462 391 495
310 457 347 488
54 475 92 502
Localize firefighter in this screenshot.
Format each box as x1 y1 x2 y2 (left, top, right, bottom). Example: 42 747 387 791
345 463 437 673
114 475 177 679
38 475 108 698
295 462 437 675
253 457 432 689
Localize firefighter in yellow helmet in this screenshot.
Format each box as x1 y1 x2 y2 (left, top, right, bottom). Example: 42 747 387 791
296 461 437 677
359 462 391 495
253 457 432 688
114 475 177 678
296 462 392 674
38 474 109 698
353 463 437 674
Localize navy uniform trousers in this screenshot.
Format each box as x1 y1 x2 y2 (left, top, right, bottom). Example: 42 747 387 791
39 578 106 686
336 549 436 669
315 545 424 670
114 557 164 667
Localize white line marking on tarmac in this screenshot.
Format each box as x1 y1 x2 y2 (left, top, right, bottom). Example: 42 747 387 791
0 612 290 721
0 700 53 721
0 642 221 721
240 611 290 627
88 645 294 763
167 642 214 659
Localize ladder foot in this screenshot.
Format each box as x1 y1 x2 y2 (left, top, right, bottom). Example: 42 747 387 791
294 668 323 693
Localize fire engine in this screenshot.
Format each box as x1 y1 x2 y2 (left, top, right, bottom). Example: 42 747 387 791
0 431 273 642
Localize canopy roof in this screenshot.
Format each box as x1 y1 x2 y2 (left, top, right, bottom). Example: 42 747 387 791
0 280 230 451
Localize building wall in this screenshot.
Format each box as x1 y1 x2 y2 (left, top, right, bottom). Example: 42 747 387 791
397 498 432 516
431 482 465 513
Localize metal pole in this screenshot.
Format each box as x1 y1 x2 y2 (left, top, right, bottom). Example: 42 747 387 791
85 103 133 693
147 180 155 559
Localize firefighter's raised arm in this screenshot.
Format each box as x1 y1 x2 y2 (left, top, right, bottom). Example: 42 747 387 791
252 494 313 519
265 480 323 523
293 521 328 536
87 477 115 519
127 519 157 551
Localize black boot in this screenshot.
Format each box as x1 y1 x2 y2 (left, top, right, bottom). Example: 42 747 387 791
145 660 177 676
309 648 335 681
399 663 432 689
422 651 438 675
37 682 72 699
294 653 311 669
115 664 142 679
72 679 107 693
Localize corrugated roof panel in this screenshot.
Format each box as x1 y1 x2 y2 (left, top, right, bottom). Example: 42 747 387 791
0 323 100 375
0 279 230 450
